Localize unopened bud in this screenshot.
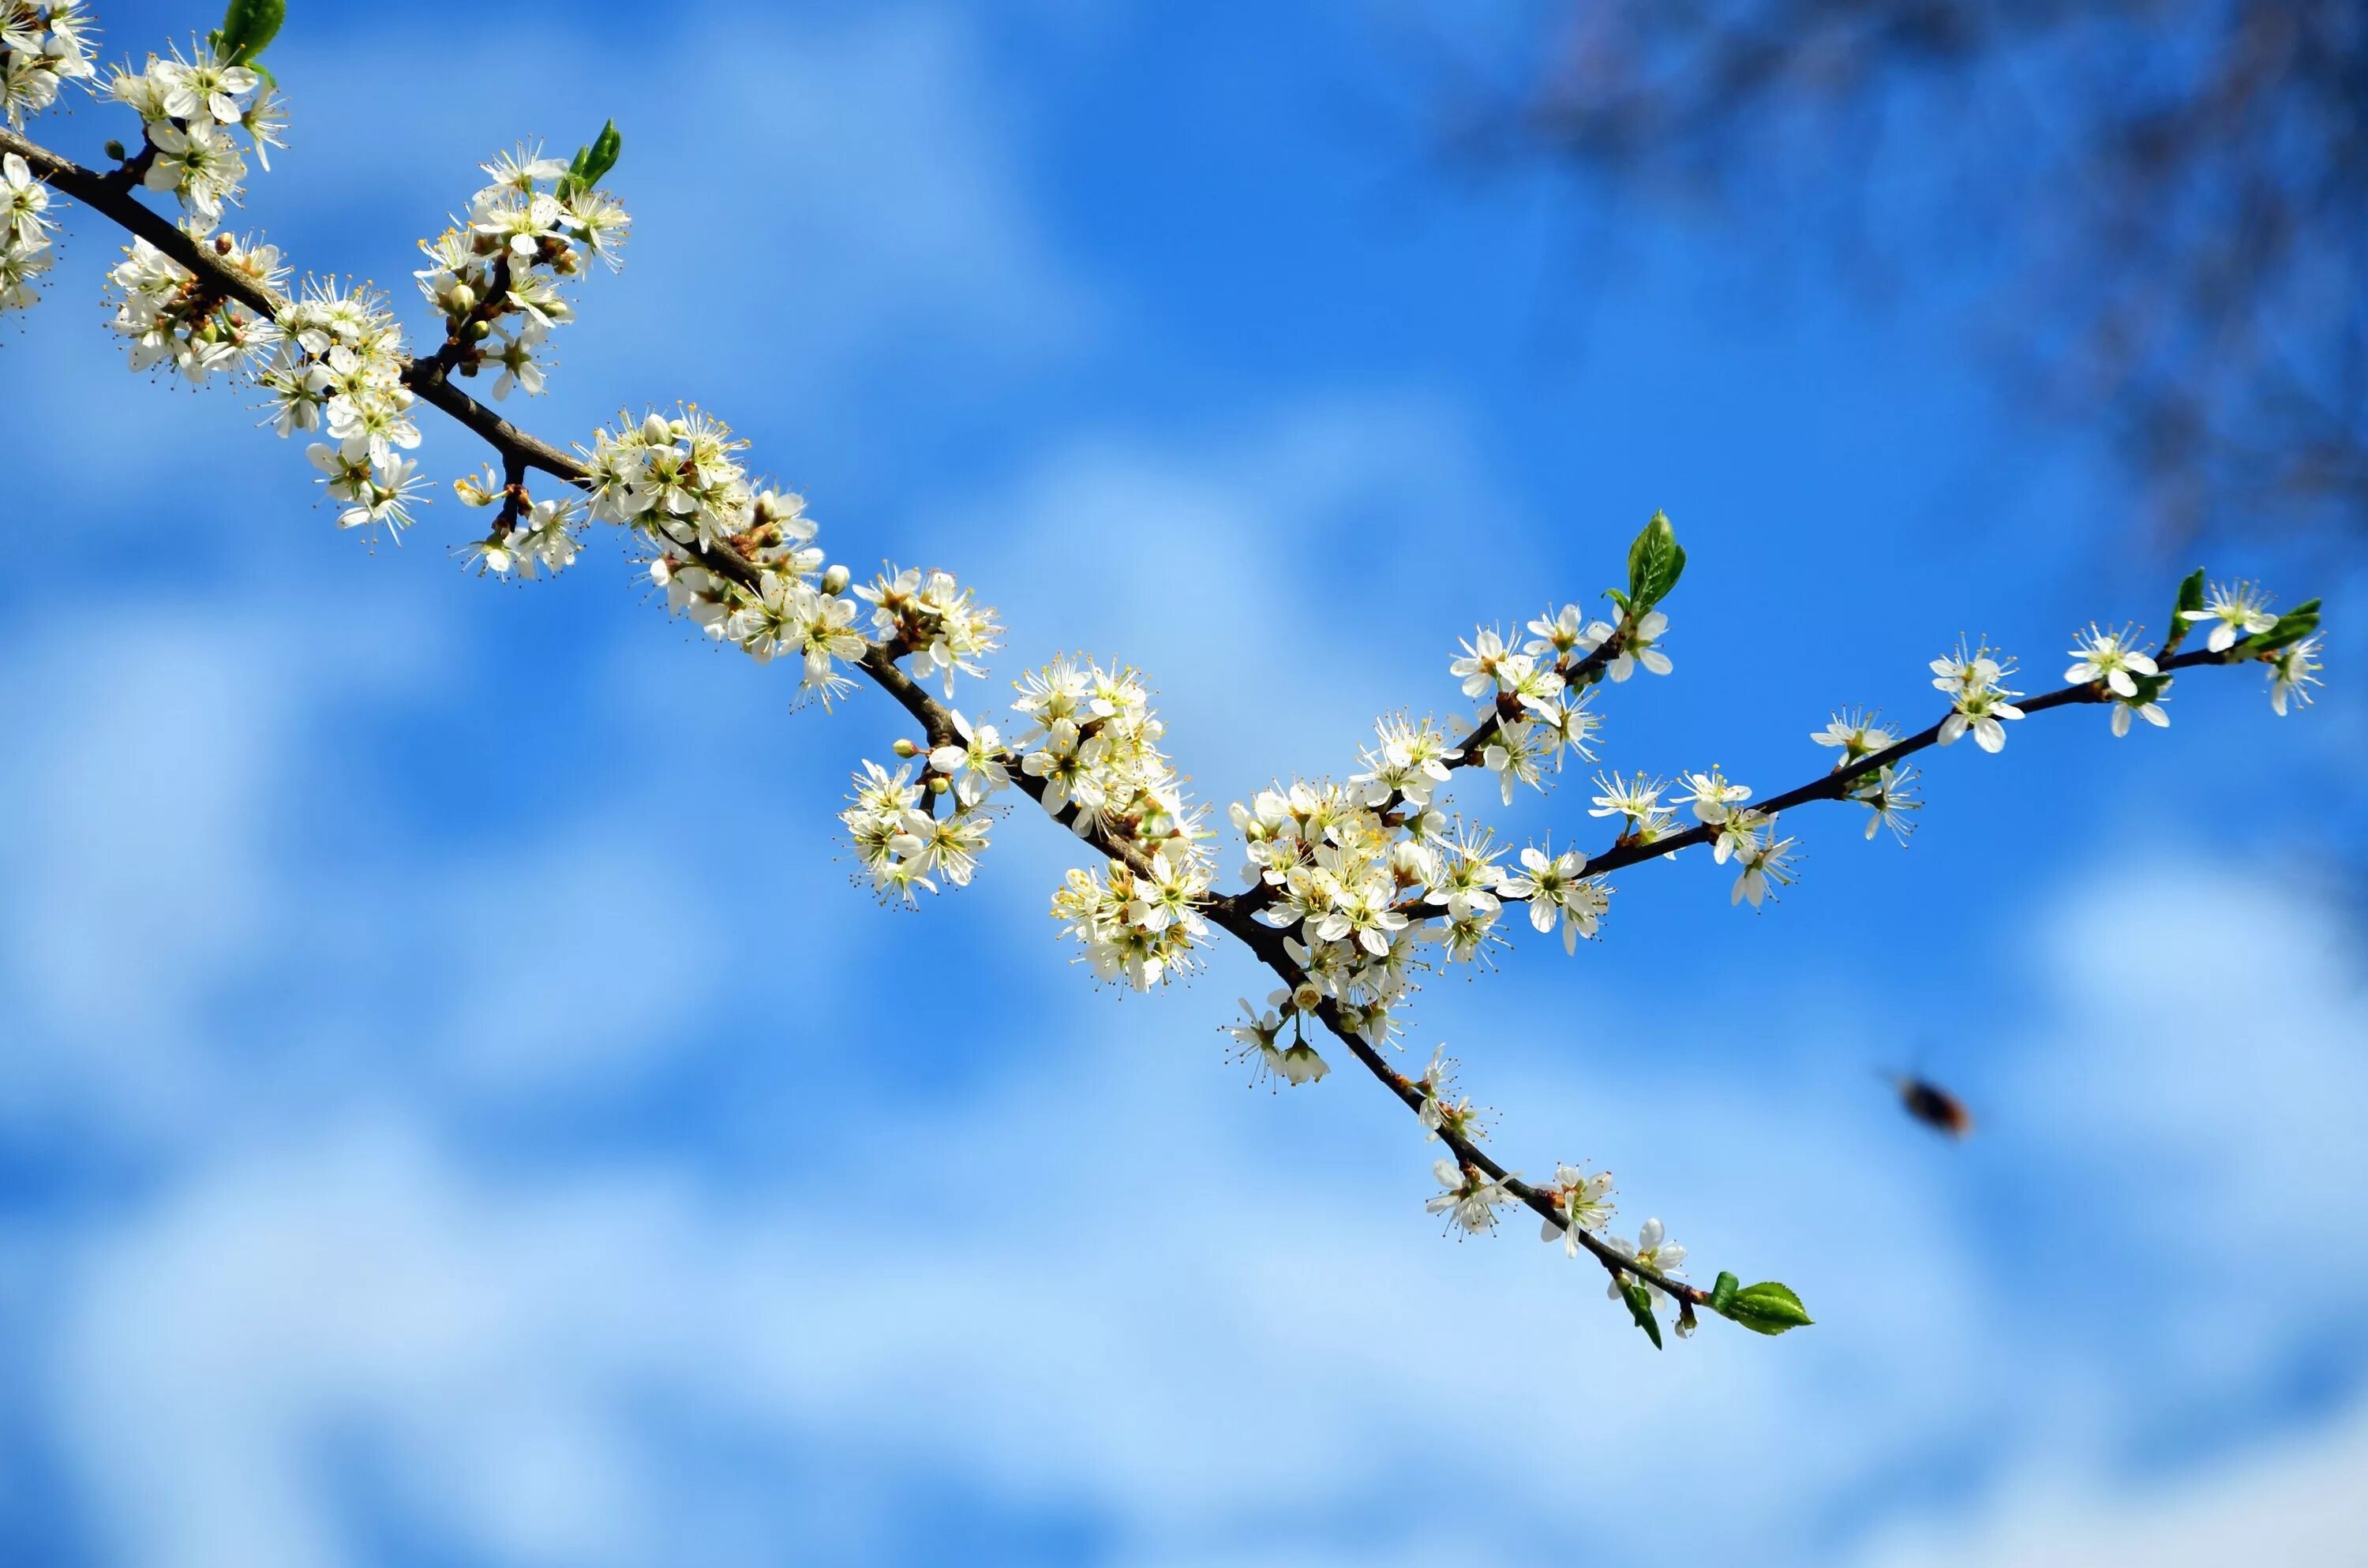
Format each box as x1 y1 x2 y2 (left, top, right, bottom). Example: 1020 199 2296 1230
890 737 919 758
927 774 950 795
820 563 851 596
103 139 126 163
466 319 493 342
447 283 477 315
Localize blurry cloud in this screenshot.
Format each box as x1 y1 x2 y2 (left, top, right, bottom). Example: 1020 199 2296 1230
0 590 448 1141
1860 1401 2368 1567
943 395 1531 804
31 844 2366 1566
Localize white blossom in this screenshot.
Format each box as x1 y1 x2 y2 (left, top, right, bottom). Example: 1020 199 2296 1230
1810 707 1898 765
106 41 279 234
1606 1217 1688 1304
1726 816 1800 908
1606 608 1672 682
1414 1046 1491 1143
414 144 631 400
2180 578 2277 653
928 710 1012 807
1 2 97 129
1849 762 1921 844
1448 626 1510 698
2268 635 2322 717
1428 1158 1518 1235
0 148 53 316
103 232 281 380
1539 1163 1617 1256
1677 765 1752 824
1497 842 1604 953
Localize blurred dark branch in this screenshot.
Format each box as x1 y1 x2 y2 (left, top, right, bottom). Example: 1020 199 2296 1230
1454 0 2368 544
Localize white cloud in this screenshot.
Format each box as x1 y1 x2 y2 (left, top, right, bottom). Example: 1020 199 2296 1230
942 395 1530 803
32 981 1964 1567
34 844 2368 1567
0 593 444 1139
1860 1401 2368 1567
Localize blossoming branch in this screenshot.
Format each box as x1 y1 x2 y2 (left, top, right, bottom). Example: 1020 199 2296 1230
0 0 2329 1350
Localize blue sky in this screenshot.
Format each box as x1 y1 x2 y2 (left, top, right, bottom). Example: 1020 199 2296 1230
2 2 2364 1565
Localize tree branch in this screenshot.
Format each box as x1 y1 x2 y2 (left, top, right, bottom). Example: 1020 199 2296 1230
2 116 2314 1338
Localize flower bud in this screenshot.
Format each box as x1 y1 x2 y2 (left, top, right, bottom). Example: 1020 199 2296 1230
890 737 919 758
448 283 477 316
103 139 126 163
821 563 852 596
927 774 950 795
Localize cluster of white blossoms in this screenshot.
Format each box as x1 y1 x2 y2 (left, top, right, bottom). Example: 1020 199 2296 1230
101 227 274 376
414 143 629 405
1672 766 1798 909
837 755 997 907
1239 784 1612 1065
1931 638 2026 753
452 470 579 578
1020 659 1215 989
105 39 283 232
2 150 53 312
1 2 89 316
1810 709 1924 842
841 709 1014 905
857 566 1004 701
579 409 886 700
2178 578 2325 717
1 2 96 130
1238 782 1429 1051
253 278 426 533
1227 995 1331 1087
1448 601 1620 803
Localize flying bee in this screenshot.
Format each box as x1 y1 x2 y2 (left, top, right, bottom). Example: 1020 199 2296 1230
1890 1074 1974 1138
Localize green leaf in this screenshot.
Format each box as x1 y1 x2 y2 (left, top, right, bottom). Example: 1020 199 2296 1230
1710 1270 1740 1313
1602 586 1631 616
2174 567 2207 619
1624 510 1686 614
2242 599 2321 654
214 0 285 65
1718 1280 1815 1336
561 119 624 196
1621 1281 1664 1349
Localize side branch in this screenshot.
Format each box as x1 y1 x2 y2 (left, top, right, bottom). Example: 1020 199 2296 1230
1587 645 2245 880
